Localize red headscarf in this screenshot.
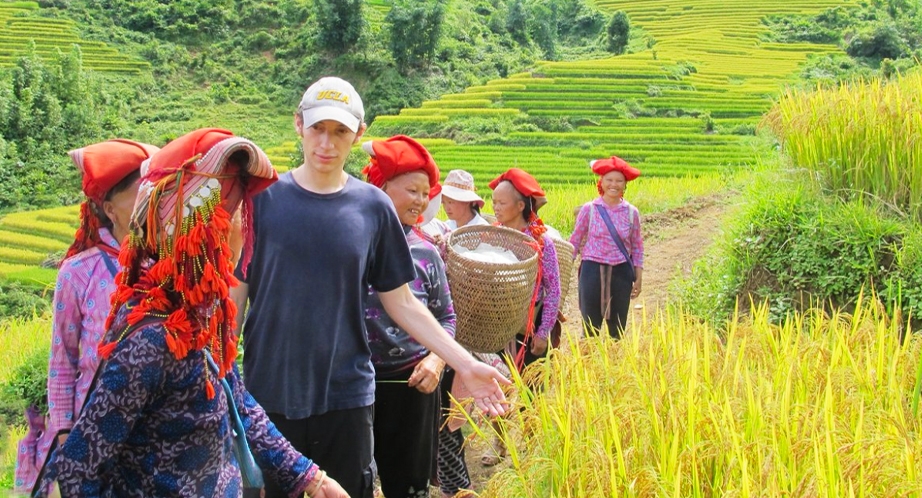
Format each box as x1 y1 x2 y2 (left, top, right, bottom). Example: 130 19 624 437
362 135 440 194
489 168 548 240
65 140 159 261
100 128 277 399
591 156 640 196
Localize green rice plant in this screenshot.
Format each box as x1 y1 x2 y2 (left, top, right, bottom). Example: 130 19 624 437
0 247 48 266
763 71 922 221
0 230 66 253
1 424 26 490
481 299 921 496
0 315 50 386
0 314 50 488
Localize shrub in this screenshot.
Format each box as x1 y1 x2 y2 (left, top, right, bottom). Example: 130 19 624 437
0 348 48 427
0 283 50 320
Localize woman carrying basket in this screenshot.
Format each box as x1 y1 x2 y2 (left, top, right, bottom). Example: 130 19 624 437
35 128 349 497
489 168 561 368
15 140 157 495
434 169 499 495
569 156 644 339
361 136 453 498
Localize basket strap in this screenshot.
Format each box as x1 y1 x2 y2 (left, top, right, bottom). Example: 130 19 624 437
515 238 544 371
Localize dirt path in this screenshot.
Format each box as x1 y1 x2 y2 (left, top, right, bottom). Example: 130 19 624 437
436 194 731 497
631 194 729 315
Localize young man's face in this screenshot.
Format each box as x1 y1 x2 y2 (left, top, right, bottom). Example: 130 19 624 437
296 117 365 175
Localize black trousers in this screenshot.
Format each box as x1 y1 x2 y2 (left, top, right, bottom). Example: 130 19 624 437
578 260 633 339
373 368 440 498
436 368 471 495
264 406 375 498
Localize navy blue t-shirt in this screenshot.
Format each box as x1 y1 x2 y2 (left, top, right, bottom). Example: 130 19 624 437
237 173 415 418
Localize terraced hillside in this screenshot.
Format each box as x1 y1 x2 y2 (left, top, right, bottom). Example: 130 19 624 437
363 0 851 194
0 205 76 286
0 1 149 73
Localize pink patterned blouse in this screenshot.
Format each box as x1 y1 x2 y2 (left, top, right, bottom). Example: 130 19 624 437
15 227 120 492
569 197 644 268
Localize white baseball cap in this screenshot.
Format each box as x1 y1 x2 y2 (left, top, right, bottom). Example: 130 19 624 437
298 77 365 133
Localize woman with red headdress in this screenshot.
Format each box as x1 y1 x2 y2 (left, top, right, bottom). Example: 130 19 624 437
35 129 348 497
14 139 157 494
488 168 561 368
569 156 644 339
360 136 454 498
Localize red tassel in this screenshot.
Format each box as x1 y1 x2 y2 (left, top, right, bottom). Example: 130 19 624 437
205 380 216 400
98 341 118 359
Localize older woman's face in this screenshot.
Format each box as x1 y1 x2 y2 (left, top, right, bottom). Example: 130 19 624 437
600 170 627 199
384 171 431 226
491 181 525 226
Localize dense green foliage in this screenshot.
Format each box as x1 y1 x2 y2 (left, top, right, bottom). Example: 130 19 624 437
386 0 446 71
0 44 134 212
763 1 922 82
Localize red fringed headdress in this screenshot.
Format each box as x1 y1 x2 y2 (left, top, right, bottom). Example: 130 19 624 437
65 140 160 261
99 128 277 399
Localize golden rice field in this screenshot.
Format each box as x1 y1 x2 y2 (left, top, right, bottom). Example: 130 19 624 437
481 300 922 497
763 70 922 221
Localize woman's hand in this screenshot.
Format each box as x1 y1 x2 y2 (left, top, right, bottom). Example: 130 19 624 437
530 337 548 356
407 354 445 394
307 471 350 498
631 279 642 299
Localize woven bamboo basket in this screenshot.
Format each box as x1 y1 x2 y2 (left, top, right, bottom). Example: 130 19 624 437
446 225 540 353
551 238 575 308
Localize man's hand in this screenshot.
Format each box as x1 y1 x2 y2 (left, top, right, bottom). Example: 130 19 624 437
407 354 445 394
456 361 511 417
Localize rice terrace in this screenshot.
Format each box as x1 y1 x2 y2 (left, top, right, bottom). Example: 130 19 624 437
1 0 921 495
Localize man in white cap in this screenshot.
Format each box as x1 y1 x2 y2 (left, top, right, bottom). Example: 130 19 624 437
231 77 510 498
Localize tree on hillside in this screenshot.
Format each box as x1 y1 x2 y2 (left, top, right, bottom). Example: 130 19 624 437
315 0 364 53
386 0 446 72
607 10 630 54
507 0 530 44
530 2 559 59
